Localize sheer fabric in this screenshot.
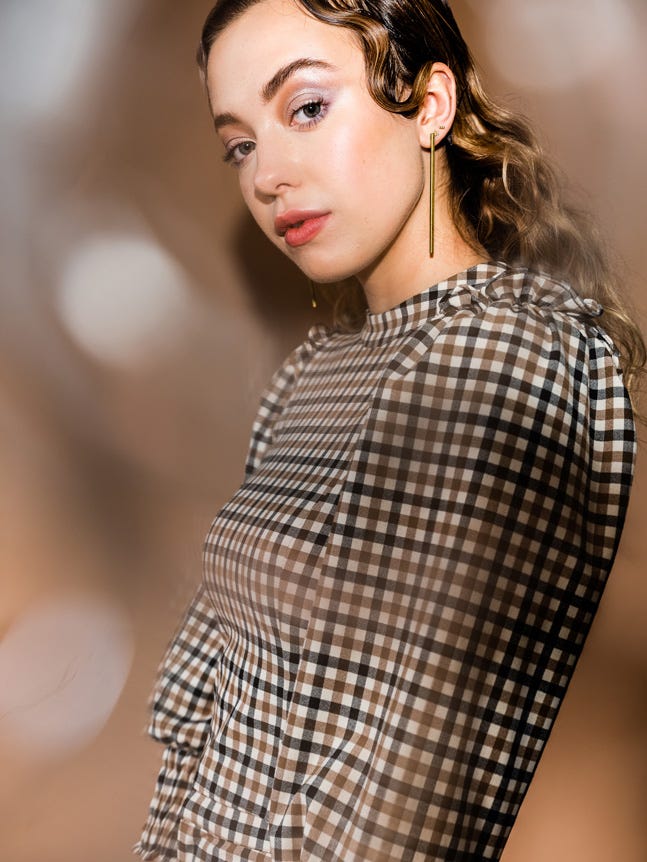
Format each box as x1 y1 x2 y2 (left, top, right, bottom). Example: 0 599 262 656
135 263 635 861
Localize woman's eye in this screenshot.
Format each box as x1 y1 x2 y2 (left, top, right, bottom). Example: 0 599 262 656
302 102 322 119
292 99 327 126
223 140 255 166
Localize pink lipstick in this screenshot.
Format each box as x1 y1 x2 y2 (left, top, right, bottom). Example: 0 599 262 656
275 210 331 248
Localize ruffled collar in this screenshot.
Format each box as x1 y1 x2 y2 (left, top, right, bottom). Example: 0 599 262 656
359 261 602 345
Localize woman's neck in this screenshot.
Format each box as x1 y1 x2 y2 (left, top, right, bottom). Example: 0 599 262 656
361 241 487 314
358 178 488 314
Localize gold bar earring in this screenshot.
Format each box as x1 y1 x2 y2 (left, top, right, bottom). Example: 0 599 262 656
309 279 318 309
429 130 436 258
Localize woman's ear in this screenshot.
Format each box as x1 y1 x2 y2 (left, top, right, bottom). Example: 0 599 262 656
416 62 456 147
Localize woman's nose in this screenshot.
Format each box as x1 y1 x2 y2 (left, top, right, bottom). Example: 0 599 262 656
252 133 300 198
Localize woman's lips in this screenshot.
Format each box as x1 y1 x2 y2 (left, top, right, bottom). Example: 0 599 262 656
275 211 331 248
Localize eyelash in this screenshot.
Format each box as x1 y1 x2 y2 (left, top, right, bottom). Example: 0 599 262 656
222 97 329 167
292 97 328 128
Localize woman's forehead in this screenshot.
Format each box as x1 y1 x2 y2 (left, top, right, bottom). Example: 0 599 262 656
206 0 360 98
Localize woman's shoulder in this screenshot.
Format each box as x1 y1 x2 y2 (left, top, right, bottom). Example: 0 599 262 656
374 265 634 473
243 323 339 476
439 263 604 328
383 263 625 396
264 323 335 397
420 263 615 362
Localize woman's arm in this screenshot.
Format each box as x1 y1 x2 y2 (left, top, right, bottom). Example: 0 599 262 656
135 584 223 860
269 304 635 861
135 325 330 859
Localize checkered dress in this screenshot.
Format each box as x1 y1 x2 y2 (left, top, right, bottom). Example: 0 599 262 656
135 263 635 861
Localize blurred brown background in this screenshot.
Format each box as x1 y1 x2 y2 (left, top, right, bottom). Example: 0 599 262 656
0 1 645 860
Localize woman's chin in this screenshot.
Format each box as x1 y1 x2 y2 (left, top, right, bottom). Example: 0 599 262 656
288 255 361 286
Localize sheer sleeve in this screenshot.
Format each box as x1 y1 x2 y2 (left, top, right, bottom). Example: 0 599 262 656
135 324 331 860
135 584 224 859
269 304 635 860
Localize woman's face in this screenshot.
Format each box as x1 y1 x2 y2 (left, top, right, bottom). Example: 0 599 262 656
206 0 427 286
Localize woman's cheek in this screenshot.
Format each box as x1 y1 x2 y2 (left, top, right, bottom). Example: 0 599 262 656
323 126 365 188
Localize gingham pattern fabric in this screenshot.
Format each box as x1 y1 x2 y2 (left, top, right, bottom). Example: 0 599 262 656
135 262 635 861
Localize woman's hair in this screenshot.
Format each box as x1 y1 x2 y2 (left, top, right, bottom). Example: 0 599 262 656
197 0 645 400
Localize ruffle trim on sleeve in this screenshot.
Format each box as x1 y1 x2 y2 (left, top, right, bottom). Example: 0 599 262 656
133 745 200 860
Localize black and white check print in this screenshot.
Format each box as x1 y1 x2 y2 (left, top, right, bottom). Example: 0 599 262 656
135 262 635 861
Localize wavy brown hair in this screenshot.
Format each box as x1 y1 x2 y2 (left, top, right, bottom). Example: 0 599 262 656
197 0 645 400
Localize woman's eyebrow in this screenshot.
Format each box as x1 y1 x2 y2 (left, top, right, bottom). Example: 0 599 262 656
212 58 336 131
261 58 336 102
213 111 239 132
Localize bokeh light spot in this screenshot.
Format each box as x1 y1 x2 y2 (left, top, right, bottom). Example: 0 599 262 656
57 232 193 367
479 0 635 90
0 0 115 122
0 595 134 761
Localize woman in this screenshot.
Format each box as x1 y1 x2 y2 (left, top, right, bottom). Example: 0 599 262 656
135 1 644 859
